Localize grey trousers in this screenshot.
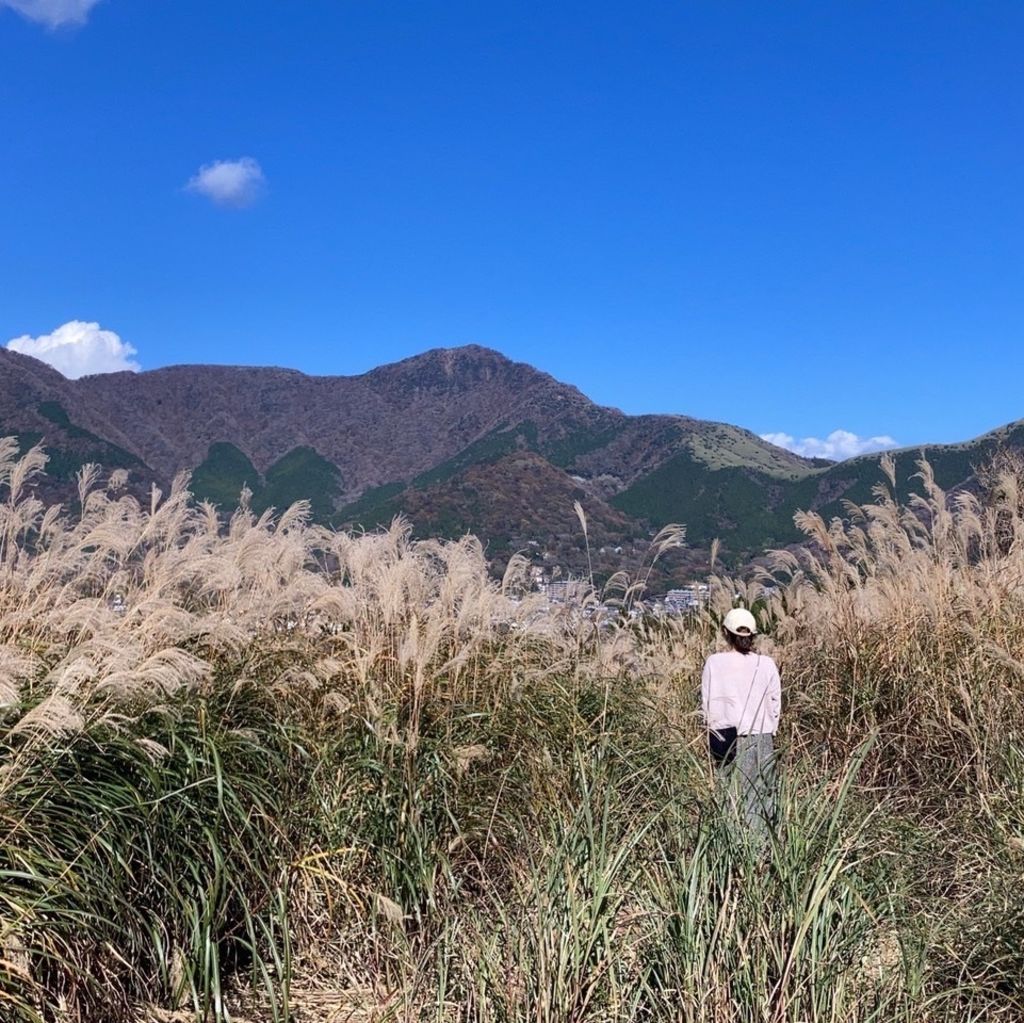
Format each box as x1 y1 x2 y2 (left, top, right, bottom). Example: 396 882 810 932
716 732 776 839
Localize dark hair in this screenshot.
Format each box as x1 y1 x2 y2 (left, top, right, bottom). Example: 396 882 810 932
724 628 755 655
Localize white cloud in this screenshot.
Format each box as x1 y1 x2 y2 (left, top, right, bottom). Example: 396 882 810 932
6 321 140 379
186 157 266 208
0 0 102 28
761 429 898 461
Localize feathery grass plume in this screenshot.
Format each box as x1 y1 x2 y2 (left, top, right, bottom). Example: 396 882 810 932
0 647 35 709
628 523 686 608
573 498 597 589
8 693 84 739
5 444 48 509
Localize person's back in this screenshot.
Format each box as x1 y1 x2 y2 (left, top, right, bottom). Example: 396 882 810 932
701 648 781 737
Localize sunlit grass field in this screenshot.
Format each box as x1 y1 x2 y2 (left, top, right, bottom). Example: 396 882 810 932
0 438 1021 1021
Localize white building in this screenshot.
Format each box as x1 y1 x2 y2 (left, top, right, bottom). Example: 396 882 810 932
664 583 709 614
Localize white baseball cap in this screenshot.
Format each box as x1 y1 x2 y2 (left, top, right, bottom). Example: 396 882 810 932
723 607 758 635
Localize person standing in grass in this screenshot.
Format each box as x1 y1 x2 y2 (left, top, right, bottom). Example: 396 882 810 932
701 607 782 837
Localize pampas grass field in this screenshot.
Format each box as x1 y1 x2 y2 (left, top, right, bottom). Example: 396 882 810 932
0 437 1021 1021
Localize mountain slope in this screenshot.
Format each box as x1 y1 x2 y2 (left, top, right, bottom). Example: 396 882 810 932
62 346 623 497
1 345 1017 581
792 421 1024 519
0 349 149 501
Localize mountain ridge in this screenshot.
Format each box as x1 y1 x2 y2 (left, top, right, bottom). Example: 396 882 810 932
1 345 1015 582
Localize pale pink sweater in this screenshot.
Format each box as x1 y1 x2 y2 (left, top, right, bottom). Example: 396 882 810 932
701 650 781 735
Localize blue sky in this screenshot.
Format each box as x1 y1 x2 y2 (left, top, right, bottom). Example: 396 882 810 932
2 1 1023 457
